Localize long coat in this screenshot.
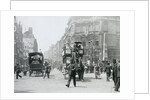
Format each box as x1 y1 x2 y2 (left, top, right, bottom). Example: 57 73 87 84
105 65 111 74
117 65 120 77
68 64 76 76
112 63 117 81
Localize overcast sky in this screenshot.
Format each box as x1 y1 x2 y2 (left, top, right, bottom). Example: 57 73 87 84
17 16 70 53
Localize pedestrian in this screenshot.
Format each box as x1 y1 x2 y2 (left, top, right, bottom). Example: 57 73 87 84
66 59 77 88
95 64 100 79
16 64 22 79
109 63 113 79
105 62 111 81
112 59 117 87
99 61 103 73
115 60 120 91
80 60 84 81
102 61 105 73
14 64 17 74
77 64 82 81
84 63 88 74
43 66 50 79
22 65 27 76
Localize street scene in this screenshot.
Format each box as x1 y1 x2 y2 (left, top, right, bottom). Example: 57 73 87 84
15 69 116 93
14 16 120 93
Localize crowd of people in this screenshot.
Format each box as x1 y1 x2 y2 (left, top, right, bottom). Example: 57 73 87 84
92 59 120 91
14 58 120 92
65 58 120 92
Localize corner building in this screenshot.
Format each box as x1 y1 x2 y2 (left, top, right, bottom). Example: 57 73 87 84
65 16 120 63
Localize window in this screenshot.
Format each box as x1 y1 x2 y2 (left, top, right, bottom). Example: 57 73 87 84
83 42 86 47
95 41 99 46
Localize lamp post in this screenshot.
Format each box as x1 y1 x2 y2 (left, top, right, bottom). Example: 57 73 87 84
98 32 103 61
88 40 94 73
102 33 106 61
88 41 92 63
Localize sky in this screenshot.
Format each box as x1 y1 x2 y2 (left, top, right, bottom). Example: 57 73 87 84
17 16 70 53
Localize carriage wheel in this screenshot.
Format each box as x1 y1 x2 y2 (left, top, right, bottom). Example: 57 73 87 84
41 71 43 76
29 70 32 77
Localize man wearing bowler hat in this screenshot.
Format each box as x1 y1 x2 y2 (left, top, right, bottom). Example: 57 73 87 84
66 59 77 88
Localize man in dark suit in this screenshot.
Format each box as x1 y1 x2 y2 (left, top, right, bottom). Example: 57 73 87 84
79 59 84 81
43 66 50 79
16 64 22 79
43 61 51 79
115 60 120 91
112 59 117 87
105 62 111 81
66 59 77 88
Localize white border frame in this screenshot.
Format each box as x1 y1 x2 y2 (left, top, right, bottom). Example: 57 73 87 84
10 0 149 94
0 10 134 100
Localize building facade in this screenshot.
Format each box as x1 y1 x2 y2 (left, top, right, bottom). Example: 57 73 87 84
23 27 38 67
14 16 24 66
23 27 38 57
65 16 120 63
47 16 120 68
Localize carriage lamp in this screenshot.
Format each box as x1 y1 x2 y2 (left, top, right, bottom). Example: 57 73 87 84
79 49 84 55
65 49 71 54
66 59 71 64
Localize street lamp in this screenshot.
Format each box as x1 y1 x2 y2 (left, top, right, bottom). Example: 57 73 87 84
88 40 95 73
89 40 94 64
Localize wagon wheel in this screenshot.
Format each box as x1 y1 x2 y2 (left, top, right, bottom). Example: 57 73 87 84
29 70 32 77
41 70 44 76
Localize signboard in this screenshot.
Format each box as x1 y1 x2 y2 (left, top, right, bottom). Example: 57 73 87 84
66 49 71 54
66 59 70 64
79 49 84 54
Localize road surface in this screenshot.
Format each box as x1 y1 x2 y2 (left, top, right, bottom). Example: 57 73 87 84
14 69 118 93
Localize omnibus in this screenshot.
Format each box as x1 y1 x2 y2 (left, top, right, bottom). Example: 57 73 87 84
62 42 84 79
28 52 44 76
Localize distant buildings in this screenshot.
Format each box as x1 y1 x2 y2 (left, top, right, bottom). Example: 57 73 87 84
23 27 38 58
14 17 38 66
47 16 120 65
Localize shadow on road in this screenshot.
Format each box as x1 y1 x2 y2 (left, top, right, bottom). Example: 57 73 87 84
14 90 35 93
80 76 103 82
76 86 87 88
68 86 87 88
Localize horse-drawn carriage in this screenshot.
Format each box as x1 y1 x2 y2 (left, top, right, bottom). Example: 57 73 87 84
62 42 84 80
28 52 44 76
